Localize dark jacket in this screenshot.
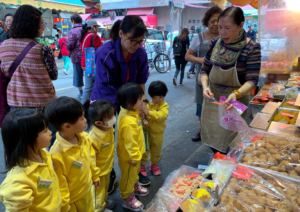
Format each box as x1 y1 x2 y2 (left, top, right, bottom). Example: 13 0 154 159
247 30 256 42
173 36 190 64
0 31 9 42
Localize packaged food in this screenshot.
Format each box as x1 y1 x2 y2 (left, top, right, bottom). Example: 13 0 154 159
286 80 300 87
291 72 300 76
180 198 204 212
273 110 299 125
213 161 300 212
282 98 300 110
146 190 182 212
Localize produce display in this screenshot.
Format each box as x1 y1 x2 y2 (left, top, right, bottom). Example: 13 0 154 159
282 99 300 110
273 110 299 125
239 136 300 178
169 174 203 199
216 167 300 212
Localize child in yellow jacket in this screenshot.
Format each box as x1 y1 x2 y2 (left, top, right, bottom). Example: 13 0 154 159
117 82 149 211
45 97 100 212
140 81 169 183
0 109 62 211
84 100 116 212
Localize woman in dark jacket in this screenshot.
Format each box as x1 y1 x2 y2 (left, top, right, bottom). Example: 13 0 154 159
173 28 190 86
0 13 13 42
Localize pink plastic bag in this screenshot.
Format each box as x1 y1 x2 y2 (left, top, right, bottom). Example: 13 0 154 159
218 96 249 132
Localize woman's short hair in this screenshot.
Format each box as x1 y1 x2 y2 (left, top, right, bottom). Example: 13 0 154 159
202 6 222 27
9 5 42 39
4 13 14 21
218 7 245 26
70 14 82 24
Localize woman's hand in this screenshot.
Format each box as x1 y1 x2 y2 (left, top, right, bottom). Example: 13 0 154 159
81 66 86 71
93 180 100 188
140 102 149 120
203 87 213 100
224 93 237 110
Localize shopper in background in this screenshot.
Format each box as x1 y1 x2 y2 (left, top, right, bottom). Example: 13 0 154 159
172 28 190 86
57 28 62 39
80 19 103 105
0 13 13 42
200 7 261 153
58 32 70 75
247 25 256 42
185 6 221 142
67 14 84 99
0 21 5 37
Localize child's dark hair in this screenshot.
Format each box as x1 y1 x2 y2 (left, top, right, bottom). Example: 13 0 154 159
44 96 84 131
1 109 49 173
83 99 114 130
117 82 144 110
109 15 148 41
148 81 168 97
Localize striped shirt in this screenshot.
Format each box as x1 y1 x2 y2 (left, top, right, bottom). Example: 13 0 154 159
200 36 261 88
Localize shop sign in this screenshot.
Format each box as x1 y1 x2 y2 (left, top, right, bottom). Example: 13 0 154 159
60 12 73 19
188 19 202 24
108 10 116 21
62 25 69 28
37 1 42 7
173 1 185 9
17 0 22 4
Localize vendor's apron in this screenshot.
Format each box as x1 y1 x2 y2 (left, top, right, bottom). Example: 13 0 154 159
201 63 250 153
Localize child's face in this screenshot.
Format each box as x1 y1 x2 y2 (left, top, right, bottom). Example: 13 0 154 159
70 114 87 133
36 127 52 149
132 96 143 110
152 96 165 104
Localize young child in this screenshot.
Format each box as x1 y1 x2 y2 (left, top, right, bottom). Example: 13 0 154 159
45 97 100 212
0 109 62 211
117 82 149 211
140 81 169 181
84 100 116 212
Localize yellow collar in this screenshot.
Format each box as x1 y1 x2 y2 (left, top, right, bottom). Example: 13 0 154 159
23 149 50 175
90 126 114 140
120 107 139 117
56 132 84 152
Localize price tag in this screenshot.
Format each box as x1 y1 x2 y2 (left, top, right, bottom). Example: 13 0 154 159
232 165 253 180
251 135 263 143
287 101 295 105
213 102 224 105
281 112 295 118
277 123 290 129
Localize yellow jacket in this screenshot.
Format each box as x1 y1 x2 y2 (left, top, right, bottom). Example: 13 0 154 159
147 101 169 133
117 107 145 164
88 126 115 176
0 149 62 212
50 132 100 212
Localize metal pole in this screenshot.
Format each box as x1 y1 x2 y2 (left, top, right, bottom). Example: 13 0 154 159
178 8 182 32
169 2 174 67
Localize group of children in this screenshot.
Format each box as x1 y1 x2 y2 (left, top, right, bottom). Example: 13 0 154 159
0 80 169 212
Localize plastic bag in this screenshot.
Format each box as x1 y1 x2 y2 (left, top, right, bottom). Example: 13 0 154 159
159 165 203 200
229 130 300 180
146 190 181 212
212 161 300 212
218 96 249 132
267 83 286 99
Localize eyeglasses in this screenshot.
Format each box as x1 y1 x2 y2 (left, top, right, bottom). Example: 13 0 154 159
5 21 12 24
42 22 47 29
124 33 146 46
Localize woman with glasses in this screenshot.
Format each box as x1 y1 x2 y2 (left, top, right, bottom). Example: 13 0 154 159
0 13 14 42
90 15 149 211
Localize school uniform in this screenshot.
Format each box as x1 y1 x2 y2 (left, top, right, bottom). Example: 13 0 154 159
50 132 100 212
88 126 115 211
141 101 169 165
117 107 145 199
0 149 62 211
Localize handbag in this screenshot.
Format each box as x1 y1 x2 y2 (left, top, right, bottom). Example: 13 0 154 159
58 39 66 59
0 40 37 127
83 34 96 78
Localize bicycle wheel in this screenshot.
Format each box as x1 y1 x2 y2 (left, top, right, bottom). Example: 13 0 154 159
154 53 170 73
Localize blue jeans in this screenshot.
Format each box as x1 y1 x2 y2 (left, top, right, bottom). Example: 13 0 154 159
81 74 95 104
189 63 196 73
174 63 187 84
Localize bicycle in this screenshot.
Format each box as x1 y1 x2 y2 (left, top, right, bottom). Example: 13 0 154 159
145 41 171 73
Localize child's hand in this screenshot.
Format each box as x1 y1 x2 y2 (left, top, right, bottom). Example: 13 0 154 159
143 119 148 128
128 161 137 167
93 180 100 188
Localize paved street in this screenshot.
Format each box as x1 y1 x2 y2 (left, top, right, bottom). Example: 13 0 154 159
0 59 216 211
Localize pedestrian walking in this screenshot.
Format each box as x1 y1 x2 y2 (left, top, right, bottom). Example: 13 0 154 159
58 32 70 75
173 28 190 86
117 83 149 211
80 20 103 105
185 5 221 142
200 7 261 153
90 14 149 198
85 100 116 212
0 109 62 212
0 13 13 42
66 14 84 99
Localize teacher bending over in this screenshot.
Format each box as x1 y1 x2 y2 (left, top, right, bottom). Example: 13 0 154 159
200 7 261 153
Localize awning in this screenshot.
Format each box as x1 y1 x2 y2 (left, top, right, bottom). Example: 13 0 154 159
80 13 92 21
127 7 154 16
1 0 85 13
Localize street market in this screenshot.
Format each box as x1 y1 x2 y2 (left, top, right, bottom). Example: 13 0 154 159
2 0 300 212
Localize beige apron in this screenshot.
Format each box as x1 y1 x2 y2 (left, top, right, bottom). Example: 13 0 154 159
201 63 250 153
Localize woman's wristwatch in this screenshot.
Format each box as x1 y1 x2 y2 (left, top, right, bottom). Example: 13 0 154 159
232 90 241 99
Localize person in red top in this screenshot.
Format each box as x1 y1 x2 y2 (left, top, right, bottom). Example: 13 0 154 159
58 32 70 75
79 19 103 104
